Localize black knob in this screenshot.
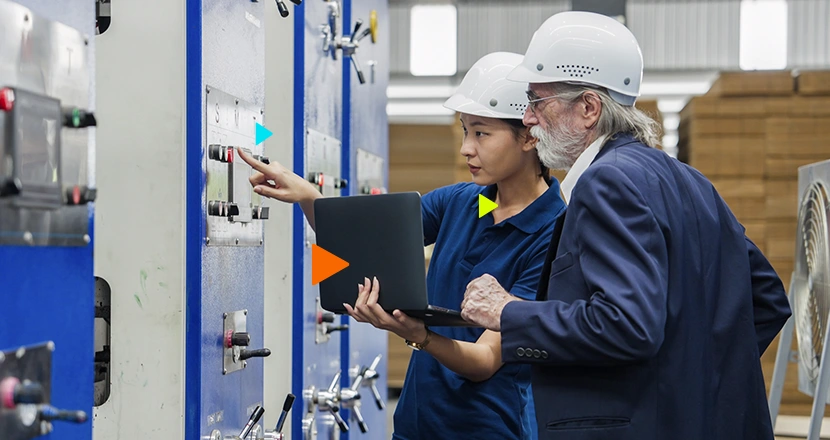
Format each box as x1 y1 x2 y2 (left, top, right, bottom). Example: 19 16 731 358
227 203 240 216
0 178 22 197
358 420 368 433
258 155 270 164
335 178 348 189
208 201 222 216
232 332 250 347
275 0 289 17
62 107 96 128
13 381 45 405
319 311 335 324
39 405 87 424
208 144 222 161
239 348 271 361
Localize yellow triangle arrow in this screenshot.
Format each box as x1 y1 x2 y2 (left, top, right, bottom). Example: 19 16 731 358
478 194 498 218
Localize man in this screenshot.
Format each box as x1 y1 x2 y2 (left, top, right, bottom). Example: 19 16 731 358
460 11 792 440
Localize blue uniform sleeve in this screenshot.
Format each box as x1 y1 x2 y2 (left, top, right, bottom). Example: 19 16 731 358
746 236 791 355
509 235 552 301
421 184 459 246
501 165 669 365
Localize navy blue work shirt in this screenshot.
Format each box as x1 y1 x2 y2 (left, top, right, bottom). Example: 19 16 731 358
392 181 566 440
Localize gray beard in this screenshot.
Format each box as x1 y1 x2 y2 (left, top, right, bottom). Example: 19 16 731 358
531 123 589 171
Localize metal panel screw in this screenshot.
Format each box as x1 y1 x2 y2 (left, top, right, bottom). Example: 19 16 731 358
23 232 33 245
24 14 29 21
206 86 211 94
223 313 228 319
243 361 247 368
235 238 239 245
244 309 248 315
83 234 91 244
223 369 227 375
206 237 211 245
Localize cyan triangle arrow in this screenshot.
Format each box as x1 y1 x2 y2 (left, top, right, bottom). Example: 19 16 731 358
256 122 273 145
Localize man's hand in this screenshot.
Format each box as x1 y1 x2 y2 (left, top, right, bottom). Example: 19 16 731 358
461 274 520 331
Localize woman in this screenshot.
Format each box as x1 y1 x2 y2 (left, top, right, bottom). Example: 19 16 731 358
238 52 566 439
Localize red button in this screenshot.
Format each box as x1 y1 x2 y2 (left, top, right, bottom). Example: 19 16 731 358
370 188 381 195
319 174 324 186
72 186 81 204
0 88 14 112
227 148 234 163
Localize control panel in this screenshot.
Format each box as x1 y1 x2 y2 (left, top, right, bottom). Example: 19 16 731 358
223 310 271 375
356 149 386 195
0 342 88 439
0 1 97 247
205 86 269 247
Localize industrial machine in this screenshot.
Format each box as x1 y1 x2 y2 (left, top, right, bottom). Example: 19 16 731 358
769 159 830 440
1 0 389 438
0 1 97 439
293 1 389 439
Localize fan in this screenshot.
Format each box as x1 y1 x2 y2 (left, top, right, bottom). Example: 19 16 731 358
770 159 830 440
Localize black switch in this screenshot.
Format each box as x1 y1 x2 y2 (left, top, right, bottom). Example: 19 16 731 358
239 348 271 361
62 107 96 128
227 203 240 216
66 185 97 205
335 178 348 189
258 155 270 165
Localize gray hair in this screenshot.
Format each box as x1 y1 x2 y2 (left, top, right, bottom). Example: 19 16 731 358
542 83 663 148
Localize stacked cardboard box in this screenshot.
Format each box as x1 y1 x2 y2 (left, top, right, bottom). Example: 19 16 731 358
678 70 830 417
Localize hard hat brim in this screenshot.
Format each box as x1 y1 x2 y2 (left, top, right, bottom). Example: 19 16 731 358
443 93 524 120
506 64 552 84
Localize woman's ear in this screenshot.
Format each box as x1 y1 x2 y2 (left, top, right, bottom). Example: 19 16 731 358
521 129 538 152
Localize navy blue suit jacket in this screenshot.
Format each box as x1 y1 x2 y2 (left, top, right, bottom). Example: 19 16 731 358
501 134 791 439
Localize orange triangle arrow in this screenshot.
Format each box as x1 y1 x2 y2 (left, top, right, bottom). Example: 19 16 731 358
312 244 350 285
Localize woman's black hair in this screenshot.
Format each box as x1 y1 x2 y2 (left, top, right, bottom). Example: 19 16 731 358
501 118 552 185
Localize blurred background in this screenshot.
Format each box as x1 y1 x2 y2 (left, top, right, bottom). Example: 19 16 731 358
383 2 830 438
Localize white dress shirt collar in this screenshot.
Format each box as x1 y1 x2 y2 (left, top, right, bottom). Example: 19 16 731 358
559 134 608 204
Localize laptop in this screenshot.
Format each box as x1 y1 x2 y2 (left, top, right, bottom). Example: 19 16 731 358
313 192 476 327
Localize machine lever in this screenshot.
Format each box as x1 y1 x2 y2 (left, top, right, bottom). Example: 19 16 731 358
238 405 265 439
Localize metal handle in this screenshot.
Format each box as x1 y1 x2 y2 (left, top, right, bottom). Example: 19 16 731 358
275 0 289 17
327 371 341 394
239 405 265 439
274 393 295 433
350 19 363 43
327 405 349 432
350 54 366 85
352 405 368 433
239 348 272 361
370 383 384 410
325 324 349 334
38 405 88 424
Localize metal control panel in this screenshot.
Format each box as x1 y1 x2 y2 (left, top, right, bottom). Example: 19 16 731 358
206 86 267 247
356 149 385 195
0 0 96 247
0 1 96 440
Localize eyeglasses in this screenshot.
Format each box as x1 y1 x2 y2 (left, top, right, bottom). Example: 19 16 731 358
525 91 560 115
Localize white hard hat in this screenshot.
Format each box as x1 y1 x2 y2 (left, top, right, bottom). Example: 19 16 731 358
444 52 528 119
508 11 643 106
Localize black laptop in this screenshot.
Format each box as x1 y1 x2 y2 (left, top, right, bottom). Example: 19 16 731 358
314 192 475 327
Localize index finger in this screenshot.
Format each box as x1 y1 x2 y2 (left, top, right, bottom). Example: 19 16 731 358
236 147 271 174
